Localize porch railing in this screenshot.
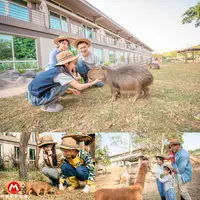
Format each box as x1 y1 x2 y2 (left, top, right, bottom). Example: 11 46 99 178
0 0 45 26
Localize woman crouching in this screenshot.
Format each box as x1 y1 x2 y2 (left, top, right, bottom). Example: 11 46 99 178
38 135 64 187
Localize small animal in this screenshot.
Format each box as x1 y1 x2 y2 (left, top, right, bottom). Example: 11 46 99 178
26 181 55 196
149 63 160 69
88 64 153 102
120 171 130 187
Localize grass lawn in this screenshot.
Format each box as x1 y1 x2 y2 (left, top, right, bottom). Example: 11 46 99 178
0 62 199 133
0 170 94 200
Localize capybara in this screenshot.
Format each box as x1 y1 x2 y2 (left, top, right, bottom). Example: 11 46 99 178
26 181 55 196
88 64 153 102
149 63 160 69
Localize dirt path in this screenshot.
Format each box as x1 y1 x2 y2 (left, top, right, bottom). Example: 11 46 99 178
0 85 28 98
96 167 121 190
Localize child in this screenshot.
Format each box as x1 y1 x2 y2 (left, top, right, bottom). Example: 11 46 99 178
59 136 95 193
157 165 177 200
165 145 175 165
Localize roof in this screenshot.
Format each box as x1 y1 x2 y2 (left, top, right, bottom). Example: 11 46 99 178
52 0 153 51
109 148 144 158
178 46 200 53
112 152 143 162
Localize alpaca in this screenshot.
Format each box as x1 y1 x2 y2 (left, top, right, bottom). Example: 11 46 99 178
95 159 149 200
120 171 130 187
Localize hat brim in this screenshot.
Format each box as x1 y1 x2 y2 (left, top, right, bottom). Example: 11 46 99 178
59 144 81 150
62 134 92 141
73 38 91 48
53 37 75 45
164 164 173 171
56 55 78 66
38 141 57 147
170 142 181 145
155 155 165 160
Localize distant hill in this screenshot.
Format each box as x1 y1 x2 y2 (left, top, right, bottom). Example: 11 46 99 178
189 148 200 156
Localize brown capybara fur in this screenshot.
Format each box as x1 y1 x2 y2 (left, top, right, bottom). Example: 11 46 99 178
88 64 153 102
149 63 160 69
95 159 149 200
26 181 55 196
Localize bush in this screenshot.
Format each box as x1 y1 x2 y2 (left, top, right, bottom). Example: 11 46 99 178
104 62 111 66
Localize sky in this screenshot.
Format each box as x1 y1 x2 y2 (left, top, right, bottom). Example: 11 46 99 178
87 0 200 53
40 132 65 144
99 132 200 155
99 132 132 156
182 132 200 151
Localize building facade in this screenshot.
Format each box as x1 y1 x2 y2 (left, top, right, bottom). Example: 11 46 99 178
0 0 153 71
0 132 37 163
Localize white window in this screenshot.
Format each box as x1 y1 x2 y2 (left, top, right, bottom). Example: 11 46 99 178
94 48 103 64
0 34 38 71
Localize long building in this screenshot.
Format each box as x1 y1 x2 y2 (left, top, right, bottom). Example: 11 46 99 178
0 132 37 163
0 0 153 70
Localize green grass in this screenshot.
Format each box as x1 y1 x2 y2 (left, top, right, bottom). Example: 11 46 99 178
0 62 199 133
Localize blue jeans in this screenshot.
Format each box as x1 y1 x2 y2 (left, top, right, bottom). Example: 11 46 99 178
27 84 69 106
156 178 165 198
61 162 89 181
165 188 176 200
42 167 59 186
76 57 104 87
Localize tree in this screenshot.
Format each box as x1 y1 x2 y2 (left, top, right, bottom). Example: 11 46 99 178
19 132 31 180
95 133 111 173
13 36 36 60
181 2 200 27
110 132 141 153
134 132 184 156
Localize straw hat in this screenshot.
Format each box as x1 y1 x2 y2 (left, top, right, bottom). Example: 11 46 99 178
56 51 78 66
164 164 173 172
73 38 91 48
155 155 166 160
60 137 81 150
38 135 57 147
169 138 181 146
53 35 74 45
62 132 92 141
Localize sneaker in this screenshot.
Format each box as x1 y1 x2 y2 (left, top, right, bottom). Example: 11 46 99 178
94 82 104 87
41 102 63 112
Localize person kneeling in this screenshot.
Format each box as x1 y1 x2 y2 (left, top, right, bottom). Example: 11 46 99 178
27 51 101 112
59 136 95 193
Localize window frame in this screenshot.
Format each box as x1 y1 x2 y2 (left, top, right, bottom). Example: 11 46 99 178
14 146 20 160
0 33 38 70
109 50 115 63
29 148 36 161
49 10 68 32
93 47 103 64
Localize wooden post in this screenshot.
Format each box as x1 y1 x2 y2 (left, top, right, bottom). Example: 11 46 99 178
161 133 165 154
19 132 31 180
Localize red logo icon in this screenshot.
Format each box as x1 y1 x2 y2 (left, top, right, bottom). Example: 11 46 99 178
8 181 20 194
